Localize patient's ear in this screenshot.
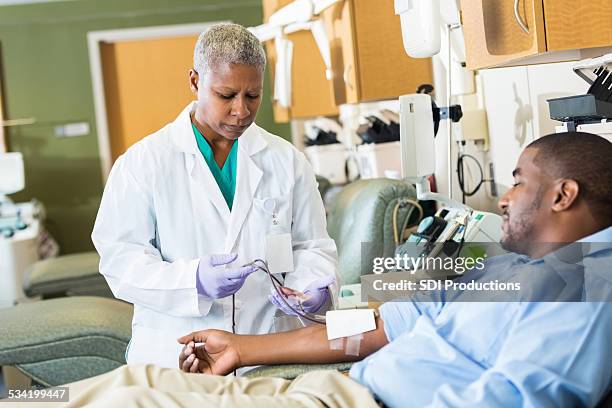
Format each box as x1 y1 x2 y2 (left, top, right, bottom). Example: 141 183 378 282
551 179 579 212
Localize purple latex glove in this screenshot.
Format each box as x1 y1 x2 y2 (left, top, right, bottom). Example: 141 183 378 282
269 275 336 315
196 253 257 299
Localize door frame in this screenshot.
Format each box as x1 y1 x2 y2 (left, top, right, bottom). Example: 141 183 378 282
87 22 224 181
0 40 6 153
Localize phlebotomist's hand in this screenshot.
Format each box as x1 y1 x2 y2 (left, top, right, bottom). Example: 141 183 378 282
269 275 336 315
196 253 257 299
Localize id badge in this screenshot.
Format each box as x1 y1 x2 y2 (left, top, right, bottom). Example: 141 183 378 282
265 232 294 274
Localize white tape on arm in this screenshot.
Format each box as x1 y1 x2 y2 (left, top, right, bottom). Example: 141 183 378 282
329 338 344 350
325 309 376 340
345 333 363 356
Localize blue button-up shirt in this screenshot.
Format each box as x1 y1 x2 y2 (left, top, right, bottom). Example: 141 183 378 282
350 227 612 408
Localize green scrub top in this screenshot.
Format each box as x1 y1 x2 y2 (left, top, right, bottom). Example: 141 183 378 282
192 123 238 210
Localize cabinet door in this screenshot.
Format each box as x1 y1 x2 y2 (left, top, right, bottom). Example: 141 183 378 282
323 0 359 104
285 30 339 118
351 0 433 102
543 0 612 51
461 0 546 70
263 0 338 121
324 0 433 104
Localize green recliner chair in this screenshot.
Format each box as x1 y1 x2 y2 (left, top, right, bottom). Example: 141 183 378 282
0 178 418 386
0 297 132 386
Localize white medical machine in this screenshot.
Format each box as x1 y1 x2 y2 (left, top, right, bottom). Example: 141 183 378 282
399 93 502 247
394 0 441 58
548 53 612 142
0 152 41 308
338 94 502 309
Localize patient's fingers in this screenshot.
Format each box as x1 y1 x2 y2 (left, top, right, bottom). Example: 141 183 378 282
184 341 194 356
178 342 195 370
178 345 187 368
181 353 195 372
189 358 199 373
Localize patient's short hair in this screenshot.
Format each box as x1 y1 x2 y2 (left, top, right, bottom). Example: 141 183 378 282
527 132 612 224
193 23 266 78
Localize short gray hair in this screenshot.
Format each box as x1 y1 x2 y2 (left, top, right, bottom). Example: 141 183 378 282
193 23 266 77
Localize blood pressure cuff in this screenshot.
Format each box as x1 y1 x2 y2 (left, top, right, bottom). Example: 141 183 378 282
0 296 132 386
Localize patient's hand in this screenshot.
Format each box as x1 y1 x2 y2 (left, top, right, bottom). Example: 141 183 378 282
177 330 240 375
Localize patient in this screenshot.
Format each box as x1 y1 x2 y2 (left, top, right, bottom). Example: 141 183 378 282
40 132 612 408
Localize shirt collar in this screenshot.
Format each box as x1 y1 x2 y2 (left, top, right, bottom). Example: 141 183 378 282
577 226 612 243
513 226 612 264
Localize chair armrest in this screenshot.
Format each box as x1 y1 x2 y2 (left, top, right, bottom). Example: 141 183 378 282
244 362 354 379
23 252 111 298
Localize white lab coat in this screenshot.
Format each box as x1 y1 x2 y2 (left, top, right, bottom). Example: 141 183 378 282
92 103 339 368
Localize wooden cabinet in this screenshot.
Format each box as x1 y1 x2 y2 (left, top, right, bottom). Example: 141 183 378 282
461 0 612 70
263 0 433 122
322 0 433 105
263 0 339 122
543 0 612 52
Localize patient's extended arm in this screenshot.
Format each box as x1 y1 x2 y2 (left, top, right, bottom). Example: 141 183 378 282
177 317 389 375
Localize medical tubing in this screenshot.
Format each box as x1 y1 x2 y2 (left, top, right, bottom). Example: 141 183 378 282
400 205 417 239
250 260 326 323
400 199 424 239
392 202 402 245
266 267 325 325
232 293 237 376
232 294 236 334
248 259 284 286
392 199 424 245
248 260 325 324
457 153 485 198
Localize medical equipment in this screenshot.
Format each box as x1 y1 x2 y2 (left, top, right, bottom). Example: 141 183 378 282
548 53 612 142
397 0 491 201
399 91 502 244
0 213 40 309
394 0 441 58
246 259 327 325
0 153 42 308
400 93 467 208
0 152 24 204
399 206 502 262
335 92 502 308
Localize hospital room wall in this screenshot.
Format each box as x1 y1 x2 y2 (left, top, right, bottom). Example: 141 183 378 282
430 59 588 213
0 0 290 254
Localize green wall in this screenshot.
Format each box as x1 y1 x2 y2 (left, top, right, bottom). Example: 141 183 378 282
0 0 289 254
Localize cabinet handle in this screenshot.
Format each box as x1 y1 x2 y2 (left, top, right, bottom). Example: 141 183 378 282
343 63 353 89
513 0 529 34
